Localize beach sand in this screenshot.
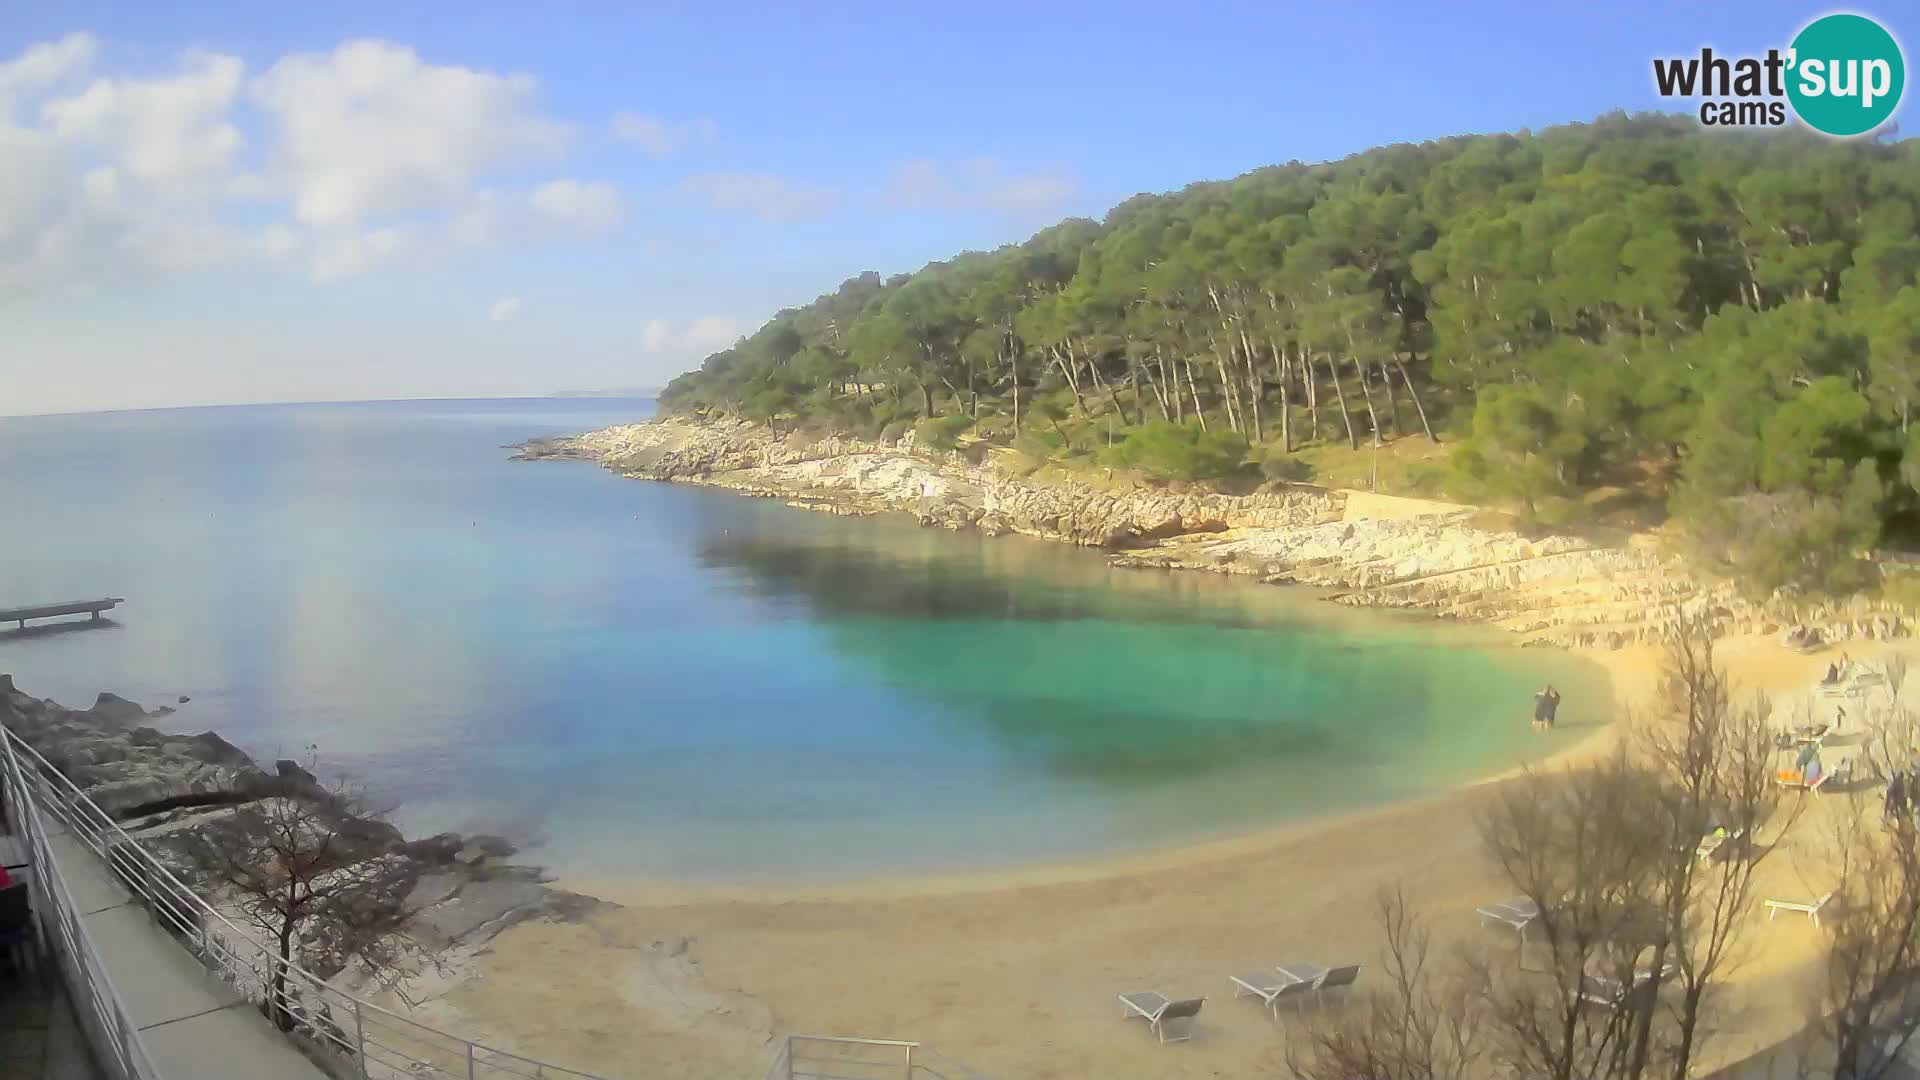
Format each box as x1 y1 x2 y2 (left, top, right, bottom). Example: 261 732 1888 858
431 635 1913 1080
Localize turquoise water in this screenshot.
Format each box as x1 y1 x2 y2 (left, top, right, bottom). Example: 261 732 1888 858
0 399 1607 882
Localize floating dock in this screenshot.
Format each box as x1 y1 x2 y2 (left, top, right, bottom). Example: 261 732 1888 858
0 597 124 630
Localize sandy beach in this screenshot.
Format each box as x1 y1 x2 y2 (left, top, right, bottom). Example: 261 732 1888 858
415 633 1913 1080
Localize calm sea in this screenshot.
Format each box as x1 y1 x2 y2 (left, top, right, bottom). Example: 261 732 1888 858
0 398 1607 882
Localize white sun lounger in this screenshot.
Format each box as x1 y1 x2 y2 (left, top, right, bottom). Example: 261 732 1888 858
1229 972 1313 1018
1275 962 1328 987
1765 890 1837 927
1260 963 1362 1008
1818 662 1885 698
1578 970 1663 1011
1477 897 1541 941
1119 991 1205 1043
1312 964 1361 1007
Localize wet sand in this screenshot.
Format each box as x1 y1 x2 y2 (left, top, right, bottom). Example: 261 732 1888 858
433 635 1907 1079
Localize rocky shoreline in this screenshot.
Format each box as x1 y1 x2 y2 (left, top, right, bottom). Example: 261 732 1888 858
518 415 1915 650
0 674 602 989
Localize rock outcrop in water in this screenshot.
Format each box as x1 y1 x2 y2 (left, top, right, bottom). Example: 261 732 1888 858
0 675 603 974
2 675 780 1062
520 416 1915 650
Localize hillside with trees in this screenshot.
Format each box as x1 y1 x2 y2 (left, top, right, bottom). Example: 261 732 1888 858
658 114 1920 598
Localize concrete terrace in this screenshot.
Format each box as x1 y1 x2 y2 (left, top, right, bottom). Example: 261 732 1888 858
0 976 103 1080
1 712 647 1080
1 827 325 1080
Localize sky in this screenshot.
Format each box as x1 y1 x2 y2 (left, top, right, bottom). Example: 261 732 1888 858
0 1 1910 416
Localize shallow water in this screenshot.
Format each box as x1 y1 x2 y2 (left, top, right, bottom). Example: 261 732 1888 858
0 398 1607 881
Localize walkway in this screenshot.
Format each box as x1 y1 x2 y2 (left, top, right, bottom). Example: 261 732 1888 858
35 828 325 1080
1 975 105 1080
4 715 633 1080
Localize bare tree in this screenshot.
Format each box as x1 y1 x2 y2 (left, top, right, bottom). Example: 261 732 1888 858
1866 699 1920 791
1281 623 1821 1080
1629 620 1804 1080
1819 794 1920 1079
185 775 417 1032
1285 884 1486 1080
1473 750 1667 1080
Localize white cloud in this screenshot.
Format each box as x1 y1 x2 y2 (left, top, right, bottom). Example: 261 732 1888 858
529 178 624 231
0 32 95 117
446 190 514 250
0 34 628 297
640 318 674 354
304 225 422 282
640 316 748 358
0 126 65 245
0 108 134 297
610 111 714 157
681 172 834 222
611 112 671 155
447 181 623 252
489 296 522 322
684 315 747 352
882 157 1077 213
43 50 245 192
246 39 571 226
79 166 117 207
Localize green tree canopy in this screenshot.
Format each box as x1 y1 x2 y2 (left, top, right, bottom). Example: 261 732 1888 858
659 115 1920 596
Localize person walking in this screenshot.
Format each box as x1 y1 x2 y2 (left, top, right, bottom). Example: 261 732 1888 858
1888 770 1909 823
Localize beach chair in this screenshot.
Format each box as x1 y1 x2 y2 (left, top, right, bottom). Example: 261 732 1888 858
1819 662 1886 699
1118 992 1204 1043
1577 973 1624 1009
1229 972 1312 1018
1312 964 1361 1008
1775 766 1835 793
1765 890 1838 927
1578 971 1660 1012
1696 828 1746 862
1275 962 1328 988
1477 897 1540 942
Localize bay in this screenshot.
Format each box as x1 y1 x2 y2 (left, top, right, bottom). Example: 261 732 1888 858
0 398 1606 882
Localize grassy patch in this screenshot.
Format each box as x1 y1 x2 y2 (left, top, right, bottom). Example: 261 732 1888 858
1290 434 1451 495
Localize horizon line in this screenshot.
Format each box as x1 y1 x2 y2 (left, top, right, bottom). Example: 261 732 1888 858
0 391 660 421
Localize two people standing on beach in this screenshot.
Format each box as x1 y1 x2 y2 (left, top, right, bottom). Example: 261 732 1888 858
1533 685 1562 732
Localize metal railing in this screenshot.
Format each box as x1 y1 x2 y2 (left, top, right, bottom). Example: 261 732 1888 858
1 723 163 1080
0 724 624 1080
764 1036 987 1080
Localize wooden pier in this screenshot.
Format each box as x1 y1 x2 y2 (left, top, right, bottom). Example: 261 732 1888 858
0 597 124 630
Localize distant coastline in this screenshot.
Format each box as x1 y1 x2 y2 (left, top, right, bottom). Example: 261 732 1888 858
1 394 661 421
523 413 1920 651
545 388 659 399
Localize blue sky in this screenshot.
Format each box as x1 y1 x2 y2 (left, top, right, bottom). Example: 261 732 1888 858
0 2 1909 415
